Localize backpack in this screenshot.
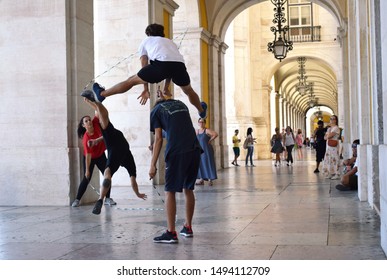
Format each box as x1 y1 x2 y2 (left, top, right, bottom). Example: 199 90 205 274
243 138 248 149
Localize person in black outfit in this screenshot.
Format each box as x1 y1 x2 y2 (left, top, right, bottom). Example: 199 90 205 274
313 120 327 173
81 90 147 215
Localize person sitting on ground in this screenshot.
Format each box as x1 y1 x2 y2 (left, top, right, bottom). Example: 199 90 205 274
342 139 359 174
335 140 360 191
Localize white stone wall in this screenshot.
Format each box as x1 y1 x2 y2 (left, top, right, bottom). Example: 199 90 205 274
0 0 94 205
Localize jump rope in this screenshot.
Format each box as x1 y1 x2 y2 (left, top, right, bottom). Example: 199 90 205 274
84 29 189 211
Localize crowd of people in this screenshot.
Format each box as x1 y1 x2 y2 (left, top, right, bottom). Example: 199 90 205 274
265 115 358 192
74 23 357 246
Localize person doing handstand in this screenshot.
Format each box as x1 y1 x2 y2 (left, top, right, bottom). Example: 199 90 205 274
81 90 147 215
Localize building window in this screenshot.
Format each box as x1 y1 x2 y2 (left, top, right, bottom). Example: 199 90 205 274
288 0 320 42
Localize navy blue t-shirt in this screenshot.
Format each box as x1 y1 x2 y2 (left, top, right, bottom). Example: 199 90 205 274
150 99 201 161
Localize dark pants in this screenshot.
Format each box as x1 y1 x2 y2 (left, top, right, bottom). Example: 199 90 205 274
286 145 294 163
315 141 326 163
76 154 110 200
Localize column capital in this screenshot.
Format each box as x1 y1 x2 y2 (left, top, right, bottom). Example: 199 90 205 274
336 19 348 47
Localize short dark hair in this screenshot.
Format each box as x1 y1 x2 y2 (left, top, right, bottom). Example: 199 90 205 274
145 23 165 37
353 139 360 145
317 120 324 125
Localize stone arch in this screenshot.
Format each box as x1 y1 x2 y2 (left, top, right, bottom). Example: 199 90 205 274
206 0 345 162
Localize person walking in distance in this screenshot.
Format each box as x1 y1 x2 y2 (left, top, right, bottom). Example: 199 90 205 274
313 120 327 173
283 126 296 166
271 127 284 167
245 127 256 167
231 129 241 166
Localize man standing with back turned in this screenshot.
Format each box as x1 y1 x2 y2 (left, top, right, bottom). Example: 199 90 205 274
149 90 202 243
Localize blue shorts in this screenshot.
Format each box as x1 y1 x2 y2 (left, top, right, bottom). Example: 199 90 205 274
233 147 240 157
164 149 201 192
137 60 190 86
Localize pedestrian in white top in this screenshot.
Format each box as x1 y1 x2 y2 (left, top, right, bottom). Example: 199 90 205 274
283 126 296 166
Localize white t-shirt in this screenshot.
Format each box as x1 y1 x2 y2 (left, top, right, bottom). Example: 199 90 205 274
138 36 185 63
284 133 295 146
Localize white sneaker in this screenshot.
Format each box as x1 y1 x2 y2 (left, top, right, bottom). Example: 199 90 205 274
104 197 117 206
71 199 80 207
331 174 341 180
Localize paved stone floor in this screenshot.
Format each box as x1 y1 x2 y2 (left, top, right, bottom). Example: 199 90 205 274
0 149 386 260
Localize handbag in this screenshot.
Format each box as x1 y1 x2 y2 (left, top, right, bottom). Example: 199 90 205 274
243 138 248 149
328 139 338 147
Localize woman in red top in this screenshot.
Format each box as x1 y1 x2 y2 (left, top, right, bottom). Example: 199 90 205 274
71 115 116 207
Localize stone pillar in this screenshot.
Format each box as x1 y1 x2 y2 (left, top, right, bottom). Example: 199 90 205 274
207 31 227 168
377 0 387 255
0 0 95 206
380 145 387 254
366 145 380 208
275 91 280 128
356 144 367 201
279 94 284 129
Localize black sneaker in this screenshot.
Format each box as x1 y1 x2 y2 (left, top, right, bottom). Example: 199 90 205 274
81 89 97 102
335 184 352 191
314 169 319 173
199 101 207 118
153 230 178 243
180 225 193 237
92 83 106 102
92 199 103 215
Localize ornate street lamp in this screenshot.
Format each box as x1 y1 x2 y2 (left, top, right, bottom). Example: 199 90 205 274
267 0 293 61
307 83 318 108
314 107 323 118
296 57 310 95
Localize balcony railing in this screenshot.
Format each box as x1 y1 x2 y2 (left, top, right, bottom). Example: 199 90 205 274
289 26 321 43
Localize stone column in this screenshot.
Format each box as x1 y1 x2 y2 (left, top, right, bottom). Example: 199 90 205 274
207 31 228 168
0 0 94 206
377 0 387 254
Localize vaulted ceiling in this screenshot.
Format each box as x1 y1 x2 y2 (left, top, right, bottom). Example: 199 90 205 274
274 56 338 114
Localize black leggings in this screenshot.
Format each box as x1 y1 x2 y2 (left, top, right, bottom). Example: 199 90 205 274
286 145 294 163
75 154 110 200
